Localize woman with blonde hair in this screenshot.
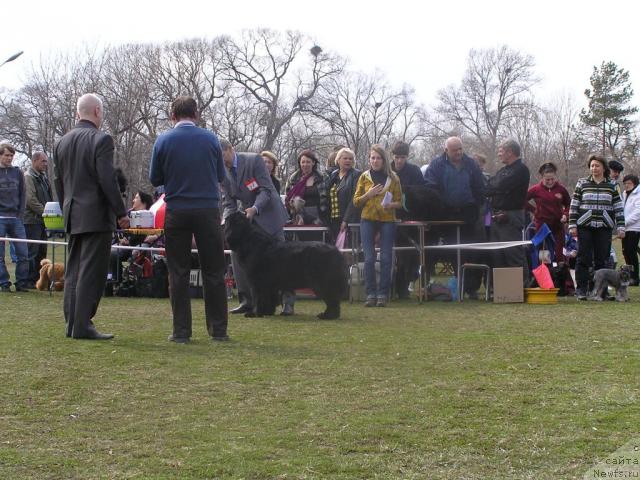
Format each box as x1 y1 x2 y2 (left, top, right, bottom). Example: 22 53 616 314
353 145 402 307
325 147 362 242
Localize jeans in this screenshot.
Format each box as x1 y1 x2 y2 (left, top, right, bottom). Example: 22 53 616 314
360 219 396 300
0 218 30 287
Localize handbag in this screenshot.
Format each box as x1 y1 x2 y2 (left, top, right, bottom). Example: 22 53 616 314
335 229 347 250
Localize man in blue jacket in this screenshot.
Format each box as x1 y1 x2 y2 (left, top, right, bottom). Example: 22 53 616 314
149 96 229 343
424 137 486 299
0 143 30 292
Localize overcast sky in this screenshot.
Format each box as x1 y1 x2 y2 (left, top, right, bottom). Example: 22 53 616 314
2 0 638 110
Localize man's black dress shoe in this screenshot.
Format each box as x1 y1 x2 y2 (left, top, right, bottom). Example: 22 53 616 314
168 334 190 344
230 304 253 314
73 328 114 340
211 335 230 342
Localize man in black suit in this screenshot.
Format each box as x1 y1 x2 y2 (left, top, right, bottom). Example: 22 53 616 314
53 93 129 340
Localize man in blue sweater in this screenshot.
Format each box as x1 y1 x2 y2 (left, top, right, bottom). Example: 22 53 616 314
0 143 30 292
149 96 229 343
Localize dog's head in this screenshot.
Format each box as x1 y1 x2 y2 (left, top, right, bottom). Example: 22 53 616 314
290 196 305 213
619 264 633 283
223 211 253 250
401 185 445 221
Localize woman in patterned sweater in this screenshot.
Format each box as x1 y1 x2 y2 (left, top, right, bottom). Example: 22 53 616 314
568 154 625 300
353 145 402 307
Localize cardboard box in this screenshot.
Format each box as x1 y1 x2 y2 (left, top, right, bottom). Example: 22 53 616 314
493 267 524 303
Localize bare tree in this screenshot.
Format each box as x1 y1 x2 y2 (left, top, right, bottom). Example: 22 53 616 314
547 93 582 184
220 29 343 151
309 70 424 168
437 45 539 166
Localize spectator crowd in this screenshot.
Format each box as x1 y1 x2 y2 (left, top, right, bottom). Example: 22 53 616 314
1 94 638 341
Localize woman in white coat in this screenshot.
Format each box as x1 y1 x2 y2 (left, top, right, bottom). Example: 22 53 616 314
622 174 640 285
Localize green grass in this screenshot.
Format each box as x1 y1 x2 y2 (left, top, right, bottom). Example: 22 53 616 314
2 285 640 479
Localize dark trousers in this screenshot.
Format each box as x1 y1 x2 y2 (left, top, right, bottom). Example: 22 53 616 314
165 208 227 339
441 205 482 294
490 209 529 286
622 230 640 282
64 231 112 338
24 223 47 283
575 226 612 294
394 227 419 297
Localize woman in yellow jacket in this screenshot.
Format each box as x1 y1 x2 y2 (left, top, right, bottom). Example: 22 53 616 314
353 144 403 307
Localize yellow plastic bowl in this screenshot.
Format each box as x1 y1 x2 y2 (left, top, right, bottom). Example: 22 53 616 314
524 288 559 304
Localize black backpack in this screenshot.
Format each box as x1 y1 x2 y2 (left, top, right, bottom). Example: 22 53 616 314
151 256 169 298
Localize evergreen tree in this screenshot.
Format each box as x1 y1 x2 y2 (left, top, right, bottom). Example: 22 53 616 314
580 61 638 161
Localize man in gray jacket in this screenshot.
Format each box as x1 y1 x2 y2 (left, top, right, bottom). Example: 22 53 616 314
24 151 53 286
220 139 295 315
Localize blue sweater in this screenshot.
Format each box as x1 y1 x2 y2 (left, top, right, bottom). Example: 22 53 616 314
149 123 226 210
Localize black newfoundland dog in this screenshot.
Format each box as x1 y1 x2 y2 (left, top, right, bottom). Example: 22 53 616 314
224 212 347 319
401 184 446 221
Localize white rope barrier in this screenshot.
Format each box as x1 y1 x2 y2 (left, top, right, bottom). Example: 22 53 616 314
1 236 532 256
426 240 533 250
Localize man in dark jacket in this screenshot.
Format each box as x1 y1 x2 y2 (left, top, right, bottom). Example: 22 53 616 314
54 93 129 340
0 143 30 292
424 137 486 298
391 140 425 299
24 151 53 286
486 139 531 285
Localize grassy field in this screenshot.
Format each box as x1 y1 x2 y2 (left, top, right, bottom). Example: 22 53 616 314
1 281 640 479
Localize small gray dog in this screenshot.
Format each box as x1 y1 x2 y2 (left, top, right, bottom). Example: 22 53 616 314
590 265 633 302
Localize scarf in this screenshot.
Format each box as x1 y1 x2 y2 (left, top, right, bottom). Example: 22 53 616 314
285 173 312 207
370 169 388 187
